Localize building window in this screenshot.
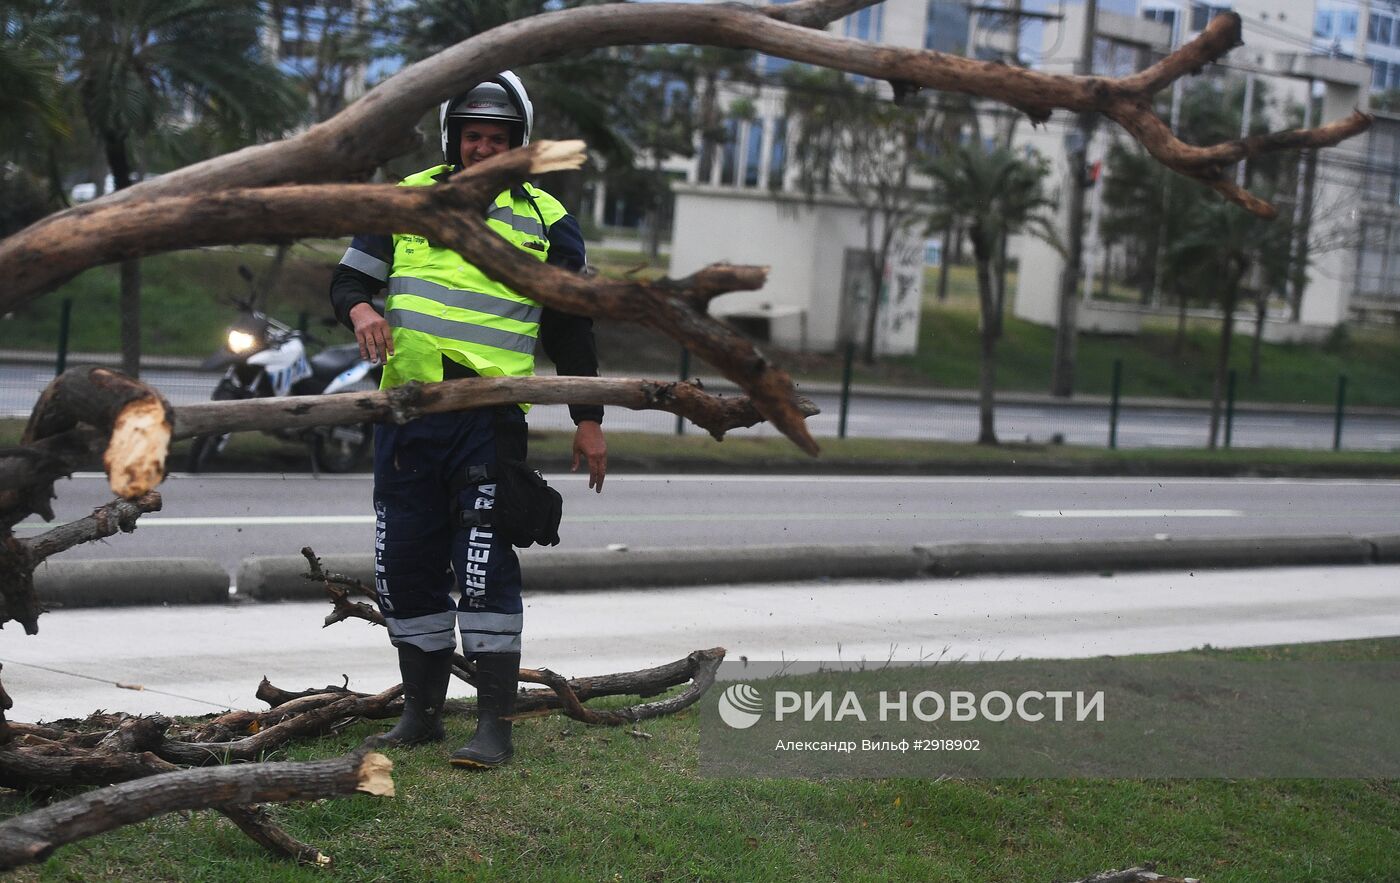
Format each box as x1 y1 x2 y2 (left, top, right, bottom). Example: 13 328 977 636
1374 58 1390 91
743 120 763 187
1369 12 1391 44
720 119 739 186
767 117 788 189
1190 2 1231 33
1144 7 1178 34
1315 9 1333 38
842 3 885 42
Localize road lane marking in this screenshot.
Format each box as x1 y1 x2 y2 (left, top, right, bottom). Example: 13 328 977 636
1015 509 1243 518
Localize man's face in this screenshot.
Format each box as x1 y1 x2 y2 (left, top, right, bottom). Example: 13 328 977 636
458 120 513 168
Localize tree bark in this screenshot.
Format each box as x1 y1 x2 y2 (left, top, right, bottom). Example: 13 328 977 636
974 234 999 446
0 747 392 871
1208 262 1243 449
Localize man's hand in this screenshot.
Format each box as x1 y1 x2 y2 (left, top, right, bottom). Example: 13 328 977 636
572 420 607 492
349 302 393 363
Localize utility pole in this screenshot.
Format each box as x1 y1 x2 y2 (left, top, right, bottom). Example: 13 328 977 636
1050 0 1097 398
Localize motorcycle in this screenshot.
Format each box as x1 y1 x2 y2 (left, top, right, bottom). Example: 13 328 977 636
188 270 381 473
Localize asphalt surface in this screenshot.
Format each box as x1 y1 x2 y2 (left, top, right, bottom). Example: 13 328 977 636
17 473 1400 578
6 564 1398 723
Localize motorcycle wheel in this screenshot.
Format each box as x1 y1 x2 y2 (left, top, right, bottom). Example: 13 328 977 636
313 423 372 473
186 380 240 473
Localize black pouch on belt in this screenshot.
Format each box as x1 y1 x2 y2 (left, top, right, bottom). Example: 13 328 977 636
490 408 562 548
493 459 563 548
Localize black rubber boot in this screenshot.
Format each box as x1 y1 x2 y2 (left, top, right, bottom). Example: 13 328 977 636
376 645 453 747
450 652 520 769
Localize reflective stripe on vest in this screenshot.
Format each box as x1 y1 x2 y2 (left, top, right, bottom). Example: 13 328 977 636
380 165 560 387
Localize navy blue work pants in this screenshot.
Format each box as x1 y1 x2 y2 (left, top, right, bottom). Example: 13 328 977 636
372 408 526 658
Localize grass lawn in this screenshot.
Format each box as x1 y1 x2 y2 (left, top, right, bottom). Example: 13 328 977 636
5 637 1397 881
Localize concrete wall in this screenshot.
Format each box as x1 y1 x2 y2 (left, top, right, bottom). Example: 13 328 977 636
669 185 923 354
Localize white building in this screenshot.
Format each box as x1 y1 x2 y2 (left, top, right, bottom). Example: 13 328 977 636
666 0 1390 355
666 0 966 355
1006 0 1373 340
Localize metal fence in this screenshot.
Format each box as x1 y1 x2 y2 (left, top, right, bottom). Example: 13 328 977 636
4 336 1399 453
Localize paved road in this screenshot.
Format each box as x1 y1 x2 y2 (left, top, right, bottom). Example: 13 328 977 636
4 564 1398 722
5 365 1399 450
16 473 1400 576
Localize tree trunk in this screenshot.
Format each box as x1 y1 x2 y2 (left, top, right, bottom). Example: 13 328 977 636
1249 288 1266 383
254 244 292 308
1208 263 1242 449
936 224 953 301
645 151 664 263
974 233 998 445
1174 290 1188 355
860 213 887 366
104 133 141 378
993 231 1009 327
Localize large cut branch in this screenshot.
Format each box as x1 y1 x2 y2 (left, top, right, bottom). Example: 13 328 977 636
6 5 1358 228
175 374 819 445
0 143 816 454
0 494 161 635
21 368 172 500
0 746 392 871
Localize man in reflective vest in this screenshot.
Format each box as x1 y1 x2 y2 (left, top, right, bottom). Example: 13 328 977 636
329 71 606 769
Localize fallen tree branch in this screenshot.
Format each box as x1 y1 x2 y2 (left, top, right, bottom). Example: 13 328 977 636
175 373 817 447
22 368 172 500
0 493 162 635
1059 865 1199 883
517 648 725 724
0 746 392 871
303 546 726 722
2 142 816 454
155 688 402 767
10 4 1353 223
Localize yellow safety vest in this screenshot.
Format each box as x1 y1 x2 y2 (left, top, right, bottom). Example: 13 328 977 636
380 165 568 391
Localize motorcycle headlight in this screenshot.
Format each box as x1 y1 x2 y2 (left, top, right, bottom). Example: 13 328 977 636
227 329 259 354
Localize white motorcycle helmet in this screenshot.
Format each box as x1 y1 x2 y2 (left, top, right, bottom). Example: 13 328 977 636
439 70 534 166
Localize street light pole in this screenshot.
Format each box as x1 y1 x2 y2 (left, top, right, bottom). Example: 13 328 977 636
1050 0 1098 398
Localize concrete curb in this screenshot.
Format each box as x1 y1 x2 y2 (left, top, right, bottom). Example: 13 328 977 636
34 558 229 609
918 535 1377 576
236 545 927 600
233 533 1400 602
34 534 1400 608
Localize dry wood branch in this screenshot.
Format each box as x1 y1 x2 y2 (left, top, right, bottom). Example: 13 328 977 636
0 493 162 635
174 374 816 449
304 546 725 721
218 803 331 868
301 547 387 631
155 688 402 767
0 428 104 531
26 493 162 563
512 649 721 714
0 5 1356 234
1059 865 1199 883
0 746 391 871
23 368 172 500
0 746 177 791
3 139 812 451
517 648 725 725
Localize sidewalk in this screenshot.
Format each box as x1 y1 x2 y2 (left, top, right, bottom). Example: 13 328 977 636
7 562 1400 723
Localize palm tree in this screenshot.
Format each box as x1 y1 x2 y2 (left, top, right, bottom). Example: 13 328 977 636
54 0 293 376
1166 196 1283 449
926 144 1057 445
